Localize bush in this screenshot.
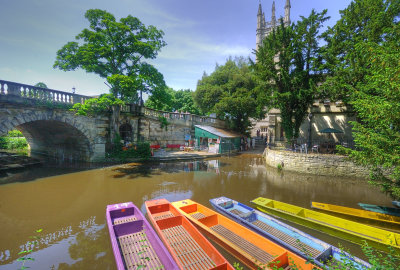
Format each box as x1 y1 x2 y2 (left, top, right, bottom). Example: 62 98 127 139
0 130 28 150
109 134 151 160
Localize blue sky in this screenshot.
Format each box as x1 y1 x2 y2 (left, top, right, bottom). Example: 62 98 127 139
0 0 352 96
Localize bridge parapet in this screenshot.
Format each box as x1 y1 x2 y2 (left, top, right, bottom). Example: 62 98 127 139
0 79 90 104
121 104 225 127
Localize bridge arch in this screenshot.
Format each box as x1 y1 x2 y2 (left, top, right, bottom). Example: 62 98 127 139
0 109 96 161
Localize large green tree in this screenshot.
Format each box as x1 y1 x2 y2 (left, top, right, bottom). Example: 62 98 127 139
54 9 166 102
145 88 200 114
194 57 257 134
323 0 400 199
254 10 329 143
320 0 400 102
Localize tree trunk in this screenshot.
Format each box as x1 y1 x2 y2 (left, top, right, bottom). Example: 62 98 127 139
110 105 121 144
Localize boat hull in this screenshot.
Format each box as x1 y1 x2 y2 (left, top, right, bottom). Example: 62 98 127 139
106 202 178 270
211 197 370 269
359 203 400 217
312 202 400 231
145 199 234 270
251 197 400 254
172 199 318 270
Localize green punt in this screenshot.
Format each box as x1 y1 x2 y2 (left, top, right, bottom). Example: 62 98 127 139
251 197 400 254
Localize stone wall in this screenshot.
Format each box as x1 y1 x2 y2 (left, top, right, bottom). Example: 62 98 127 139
263 148 370 178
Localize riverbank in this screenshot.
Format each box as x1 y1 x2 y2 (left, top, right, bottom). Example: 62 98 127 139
263 148 370 178
0 151 42 174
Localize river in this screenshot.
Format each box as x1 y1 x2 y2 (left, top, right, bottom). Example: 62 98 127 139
0 154 392 269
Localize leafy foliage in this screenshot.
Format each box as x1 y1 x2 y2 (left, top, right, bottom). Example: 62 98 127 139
194 57 257 134
108 133 151 160
70 94 124 116
158 116 170 131
54 9 167 101
254 10 329 143
146 87 201 114
0 130 28 150
322 0 400 199
34 82 48 89
320 0 400 102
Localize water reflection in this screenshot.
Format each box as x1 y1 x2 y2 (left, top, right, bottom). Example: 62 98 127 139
0 155 393 269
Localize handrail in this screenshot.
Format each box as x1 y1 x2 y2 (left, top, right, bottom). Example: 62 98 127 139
0 79 222 125
0 79 90 104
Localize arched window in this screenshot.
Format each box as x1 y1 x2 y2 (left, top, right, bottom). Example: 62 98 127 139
119 123 133 142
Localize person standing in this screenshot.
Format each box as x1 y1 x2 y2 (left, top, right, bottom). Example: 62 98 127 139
252 137 256 149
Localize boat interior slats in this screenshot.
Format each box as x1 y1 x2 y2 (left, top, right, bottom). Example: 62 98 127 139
113 216 137 225
118 230 163 270
251 220 321 258
190 212 207 220
153 211 175 221
161 225 215 270
210 224 274 264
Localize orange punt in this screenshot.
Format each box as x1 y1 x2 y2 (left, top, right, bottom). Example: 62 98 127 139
172 199 320 270
145 199 234 270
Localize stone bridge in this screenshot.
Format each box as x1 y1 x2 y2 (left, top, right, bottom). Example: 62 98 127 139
0 80 225 161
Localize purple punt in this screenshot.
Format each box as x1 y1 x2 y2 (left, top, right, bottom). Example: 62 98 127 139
106 202 179 270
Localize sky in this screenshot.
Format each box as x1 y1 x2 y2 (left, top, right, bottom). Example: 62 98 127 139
0 0 352 96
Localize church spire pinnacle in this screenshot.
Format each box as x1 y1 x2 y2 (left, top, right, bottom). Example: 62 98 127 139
271 1 276 28
285 0 291 25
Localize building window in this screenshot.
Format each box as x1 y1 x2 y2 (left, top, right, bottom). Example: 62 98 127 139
261 126 268 132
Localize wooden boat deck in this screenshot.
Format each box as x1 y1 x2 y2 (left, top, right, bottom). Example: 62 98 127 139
211 224 273 264
113 215 137 225
153 211 175 221
119 230 164 270
145 199 235 270
162 225 215 270
230 208 321 258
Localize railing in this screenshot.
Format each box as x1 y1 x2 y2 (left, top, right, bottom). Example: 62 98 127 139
1 79 223 125
0 79 90 104
141 106 218 124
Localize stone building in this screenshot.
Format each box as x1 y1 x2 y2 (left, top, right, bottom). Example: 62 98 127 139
256 0 291 50
252 1 355 148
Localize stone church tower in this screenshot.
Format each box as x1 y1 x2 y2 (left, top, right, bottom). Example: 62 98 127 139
256 0 291 50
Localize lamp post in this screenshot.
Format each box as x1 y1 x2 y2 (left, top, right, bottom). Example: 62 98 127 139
308 113 313 148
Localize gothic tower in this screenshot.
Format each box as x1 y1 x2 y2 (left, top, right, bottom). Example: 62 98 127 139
284 0 291 26
256 0 291 50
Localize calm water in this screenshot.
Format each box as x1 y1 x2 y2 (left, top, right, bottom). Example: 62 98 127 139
0 154 392 269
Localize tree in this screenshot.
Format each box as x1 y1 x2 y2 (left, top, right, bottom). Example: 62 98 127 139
54 9 167 101
320 0 400 102
324 0 400 199
34 82 48 89
194 57 257 134
254 10 329 143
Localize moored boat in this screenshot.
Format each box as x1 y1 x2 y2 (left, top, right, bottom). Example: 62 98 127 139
393 201 400 208
251 197 400 253
106 202 179 270
359 203 400 217
312 201 400 230
171 199 319 270
145 198 234 270
211 196 370 269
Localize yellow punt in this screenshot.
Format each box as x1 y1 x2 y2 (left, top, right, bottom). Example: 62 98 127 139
311 201 400 231
251 197 400 253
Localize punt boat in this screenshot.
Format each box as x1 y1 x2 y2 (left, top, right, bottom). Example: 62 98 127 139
312 201 400 230
145 199 234 270
106 202 179 270
358 203 400 217
393 201 400 208
211 197 370 269
171 199 319 270
251 197 400 253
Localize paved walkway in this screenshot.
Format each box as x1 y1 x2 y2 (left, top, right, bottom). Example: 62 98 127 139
151 147 265 161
